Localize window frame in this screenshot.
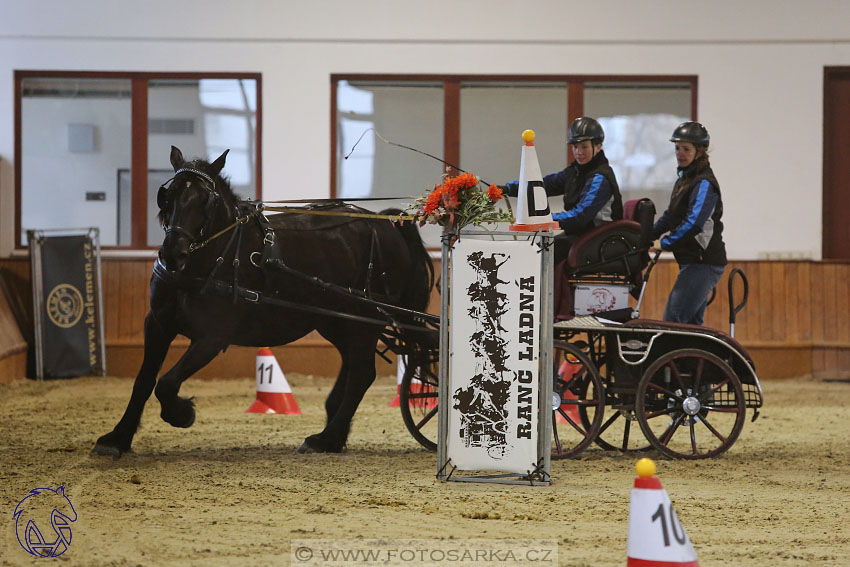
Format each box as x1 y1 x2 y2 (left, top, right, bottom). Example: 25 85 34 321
14 70 262 250
330 74 697 198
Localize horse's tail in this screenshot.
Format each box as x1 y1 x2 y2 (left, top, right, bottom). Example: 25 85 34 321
382 209 434 313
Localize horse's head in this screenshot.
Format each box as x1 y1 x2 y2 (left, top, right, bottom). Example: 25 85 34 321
157 146 230 272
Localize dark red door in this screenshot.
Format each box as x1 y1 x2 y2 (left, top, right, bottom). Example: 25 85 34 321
823 67 850 259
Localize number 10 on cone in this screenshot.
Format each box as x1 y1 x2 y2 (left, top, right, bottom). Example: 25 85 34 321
627 477 698 566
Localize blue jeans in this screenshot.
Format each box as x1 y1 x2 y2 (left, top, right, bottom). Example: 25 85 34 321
663 263 726 325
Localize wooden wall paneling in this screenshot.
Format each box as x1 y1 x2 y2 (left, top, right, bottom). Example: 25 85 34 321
742 262 762 341
796 261 812 343
756 262 773 341
732 262 754 341
838 264 850 345
770 261 786 342
116 262 132 341
810 263 826 344
104 261 120 343
783 262 800 344
823 264 839 343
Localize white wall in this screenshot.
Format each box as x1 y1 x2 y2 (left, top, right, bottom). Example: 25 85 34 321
3 0 850 259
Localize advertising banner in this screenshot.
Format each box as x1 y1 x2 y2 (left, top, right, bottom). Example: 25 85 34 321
30 230 105 379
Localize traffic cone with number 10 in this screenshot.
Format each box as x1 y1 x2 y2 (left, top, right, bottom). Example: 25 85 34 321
627 458 699 566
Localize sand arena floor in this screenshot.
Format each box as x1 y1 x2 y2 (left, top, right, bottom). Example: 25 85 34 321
0 373 848 566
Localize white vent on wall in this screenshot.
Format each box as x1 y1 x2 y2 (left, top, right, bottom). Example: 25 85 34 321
149 118 195 135
68 123 95 153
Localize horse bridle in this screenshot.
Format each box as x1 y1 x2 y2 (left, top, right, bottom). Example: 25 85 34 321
158 167 226 252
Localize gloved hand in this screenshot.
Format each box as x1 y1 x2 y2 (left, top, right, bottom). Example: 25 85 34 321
551 211 568 221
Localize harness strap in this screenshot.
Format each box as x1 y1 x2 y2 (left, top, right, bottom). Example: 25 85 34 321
199 223 242 295
263 205 416 222
203 279 436 335
256 213 284 268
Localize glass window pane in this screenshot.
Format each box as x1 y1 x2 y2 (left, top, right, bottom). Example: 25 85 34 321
336 81 444 199
147 78 258 246
460 82 568 185
20 77 132 246
585 84 691 207
460 82 568 227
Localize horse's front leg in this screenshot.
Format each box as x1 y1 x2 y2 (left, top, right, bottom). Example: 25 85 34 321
154 338 224 428
93 311 176 457
299 330 379 453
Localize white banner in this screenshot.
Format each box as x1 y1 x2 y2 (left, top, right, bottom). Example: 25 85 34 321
448 238 541 473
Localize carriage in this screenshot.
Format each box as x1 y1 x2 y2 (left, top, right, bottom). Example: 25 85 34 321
396 198 763 461
95 147 762 461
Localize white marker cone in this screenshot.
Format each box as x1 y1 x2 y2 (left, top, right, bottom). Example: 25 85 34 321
554 359 580 425
627 459 699 566
510 129 559 232
388 357 404 407
246 347 301 415
390 357 437 409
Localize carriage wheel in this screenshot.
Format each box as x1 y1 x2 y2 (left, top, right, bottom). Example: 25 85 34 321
551 341 604 459
399 355 439 451
580 359 652 453
635 348 746 460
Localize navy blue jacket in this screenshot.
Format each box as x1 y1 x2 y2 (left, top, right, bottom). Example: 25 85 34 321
652 161 726 266
506 150 622 234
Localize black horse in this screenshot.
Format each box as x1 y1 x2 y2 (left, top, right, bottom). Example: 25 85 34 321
94 146 434 457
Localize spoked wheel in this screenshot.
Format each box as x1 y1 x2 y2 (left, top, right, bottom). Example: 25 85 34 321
581 360 652 453
551 341 604 459
399 354 439 451
635 348 746 459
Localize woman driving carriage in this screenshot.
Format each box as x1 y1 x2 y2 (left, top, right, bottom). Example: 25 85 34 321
652 121 727 325
503 117 623 266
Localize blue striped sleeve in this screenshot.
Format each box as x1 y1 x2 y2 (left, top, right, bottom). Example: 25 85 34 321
552 174 610 232
660 180 717 249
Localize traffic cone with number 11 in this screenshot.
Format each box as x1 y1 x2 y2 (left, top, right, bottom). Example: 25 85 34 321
627 458 699 566
246 348 300 415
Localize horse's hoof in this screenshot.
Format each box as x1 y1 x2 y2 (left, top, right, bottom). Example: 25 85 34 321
297 435 344 454
296 441 318 454
160 396 196 428
92 443 123 458
92 432 130 458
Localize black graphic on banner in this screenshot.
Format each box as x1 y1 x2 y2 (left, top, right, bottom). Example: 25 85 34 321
453 251 512 459
33 234 103 379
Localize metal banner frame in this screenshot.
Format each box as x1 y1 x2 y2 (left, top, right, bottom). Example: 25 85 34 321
29 227 106 380
437 230 553 486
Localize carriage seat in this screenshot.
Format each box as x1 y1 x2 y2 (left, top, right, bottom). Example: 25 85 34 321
553 199 656 322
566 198 656 277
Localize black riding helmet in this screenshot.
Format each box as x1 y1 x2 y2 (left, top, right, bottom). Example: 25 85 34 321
670 121 710 146
568 117 604 144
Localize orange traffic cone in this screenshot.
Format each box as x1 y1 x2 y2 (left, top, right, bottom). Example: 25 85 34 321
388 358 403 407
555 358 580 425
390 357 438 409
510 129 559 233
246 348 300 415
627 459 699 566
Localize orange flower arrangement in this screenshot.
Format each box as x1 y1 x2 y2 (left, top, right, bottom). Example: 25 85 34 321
410 172 513 232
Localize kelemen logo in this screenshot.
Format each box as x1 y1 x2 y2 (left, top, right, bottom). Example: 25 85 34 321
13 486 78 558
46 284 84 328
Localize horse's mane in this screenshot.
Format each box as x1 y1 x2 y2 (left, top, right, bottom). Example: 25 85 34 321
157 158 242 229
